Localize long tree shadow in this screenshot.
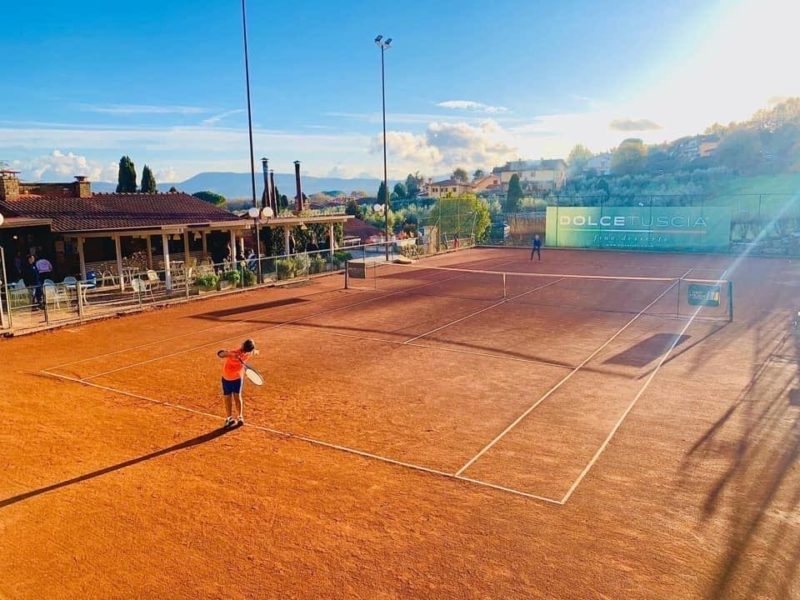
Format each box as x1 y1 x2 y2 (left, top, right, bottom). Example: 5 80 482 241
0 427 234 509
680 323 800 598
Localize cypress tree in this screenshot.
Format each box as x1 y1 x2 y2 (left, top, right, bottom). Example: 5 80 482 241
140 165 157 193
116 156 137 193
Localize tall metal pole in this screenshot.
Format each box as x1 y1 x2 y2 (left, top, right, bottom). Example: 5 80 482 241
377 39 391 261
241 0 262 283
381 46 389 260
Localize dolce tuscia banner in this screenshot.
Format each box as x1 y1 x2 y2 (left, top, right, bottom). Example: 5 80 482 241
545 206 732 251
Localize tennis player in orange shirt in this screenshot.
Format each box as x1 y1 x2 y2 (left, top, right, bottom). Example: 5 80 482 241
217 339 258 428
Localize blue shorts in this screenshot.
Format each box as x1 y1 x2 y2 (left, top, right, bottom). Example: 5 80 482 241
221 377 242 395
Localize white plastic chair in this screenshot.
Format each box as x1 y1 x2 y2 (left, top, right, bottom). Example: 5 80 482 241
131 278 154 301
43 281 68 309
146 270 161 290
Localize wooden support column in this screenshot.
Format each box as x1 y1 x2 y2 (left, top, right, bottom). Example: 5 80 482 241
146 235 153 269
162 233 172 291
114 234 124 291
201 231 208 257
283 227 291 256
328 222 336 261
229 230 237 263
183 230 191 264
77 236 87 281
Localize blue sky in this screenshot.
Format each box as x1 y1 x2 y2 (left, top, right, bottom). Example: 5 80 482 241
1 0 797 184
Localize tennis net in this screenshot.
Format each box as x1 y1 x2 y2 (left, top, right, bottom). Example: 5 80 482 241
345 260 733 321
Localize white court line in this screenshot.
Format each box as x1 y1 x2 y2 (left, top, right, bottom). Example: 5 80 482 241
39 369 562 505
559 286 709 504
403 278 566 344
455 269 692 477
284 322 575 372
75 258 520 382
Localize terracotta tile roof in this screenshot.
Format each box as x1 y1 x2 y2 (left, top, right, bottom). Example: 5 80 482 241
344 218 383 241
0 192 243 233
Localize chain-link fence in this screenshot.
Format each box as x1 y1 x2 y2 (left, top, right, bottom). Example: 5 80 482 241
0 237 476 335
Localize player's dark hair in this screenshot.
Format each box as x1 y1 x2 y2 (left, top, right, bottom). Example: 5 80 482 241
242 339 255 352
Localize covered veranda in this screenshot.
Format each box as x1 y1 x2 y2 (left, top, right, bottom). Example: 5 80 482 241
67 221 252 292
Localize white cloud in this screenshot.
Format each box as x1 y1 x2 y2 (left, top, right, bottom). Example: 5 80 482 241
370 120 517 175
437 100 508 114
12 151 118 182
372 131 442 164
155 167 179 183
609 118 662 132
201 109 245 127
78 104 208 115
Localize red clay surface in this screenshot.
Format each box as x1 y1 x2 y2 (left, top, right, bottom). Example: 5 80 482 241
1 247 799 599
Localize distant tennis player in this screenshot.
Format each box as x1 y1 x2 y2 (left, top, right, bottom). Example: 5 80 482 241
530 234 542 261
217 339 258 428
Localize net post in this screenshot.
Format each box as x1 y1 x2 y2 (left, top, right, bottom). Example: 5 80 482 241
42 285 50 325
728 280 734 322
76 279 85 321
344 260 349 289
503 272 507 299
0 246 10 330
676 277 682 319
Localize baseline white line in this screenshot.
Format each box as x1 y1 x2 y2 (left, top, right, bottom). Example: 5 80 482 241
76 258 520 382
403 278 565 344
560 292 704 504
40 369 561 505
454 269 691 477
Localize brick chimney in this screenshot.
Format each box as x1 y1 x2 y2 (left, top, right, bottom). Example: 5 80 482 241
73 175 92 198
294 160 304 212
0 170 20 201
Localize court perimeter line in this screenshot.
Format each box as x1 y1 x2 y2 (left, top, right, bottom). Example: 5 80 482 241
72 258 520 382
455 269 692 477
39 369 563 505
403 278 566 344
557 281 713 504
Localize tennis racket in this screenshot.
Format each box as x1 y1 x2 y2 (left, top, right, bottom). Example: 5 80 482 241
242 364 264 386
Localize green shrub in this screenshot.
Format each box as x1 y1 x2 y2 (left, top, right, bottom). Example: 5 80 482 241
290 254 310 276
242 269 257 286
195 273 219 290
310 254 327 274
333 251 353 268
276 258 295 280
223 270 241 285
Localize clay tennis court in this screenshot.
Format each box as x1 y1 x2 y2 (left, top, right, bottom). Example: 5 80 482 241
1 247 798 598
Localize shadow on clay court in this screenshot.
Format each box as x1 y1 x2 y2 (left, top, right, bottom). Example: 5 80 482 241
604 333 690 368
193 297 309 319
0 427 234 510
680 325 800 599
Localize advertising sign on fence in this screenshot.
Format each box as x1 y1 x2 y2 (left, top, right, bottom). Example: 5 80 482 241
545 206 731 251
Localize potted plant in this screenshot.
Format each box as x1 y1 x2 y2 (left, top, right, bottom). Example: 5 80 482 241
242 268 257 287
219 270 241 290
195 273 219 294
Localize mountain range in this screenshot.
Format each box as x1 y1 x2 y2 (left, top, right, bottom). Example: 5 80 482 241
91 172 391 198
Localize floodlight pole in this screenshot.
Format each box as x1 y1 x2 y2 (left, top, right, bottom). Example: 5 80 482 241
241 0 262 283
376 35 392 261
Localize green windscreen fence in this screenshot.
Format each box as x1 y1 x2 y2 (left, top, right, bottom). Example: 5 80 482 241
545 206 731 251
